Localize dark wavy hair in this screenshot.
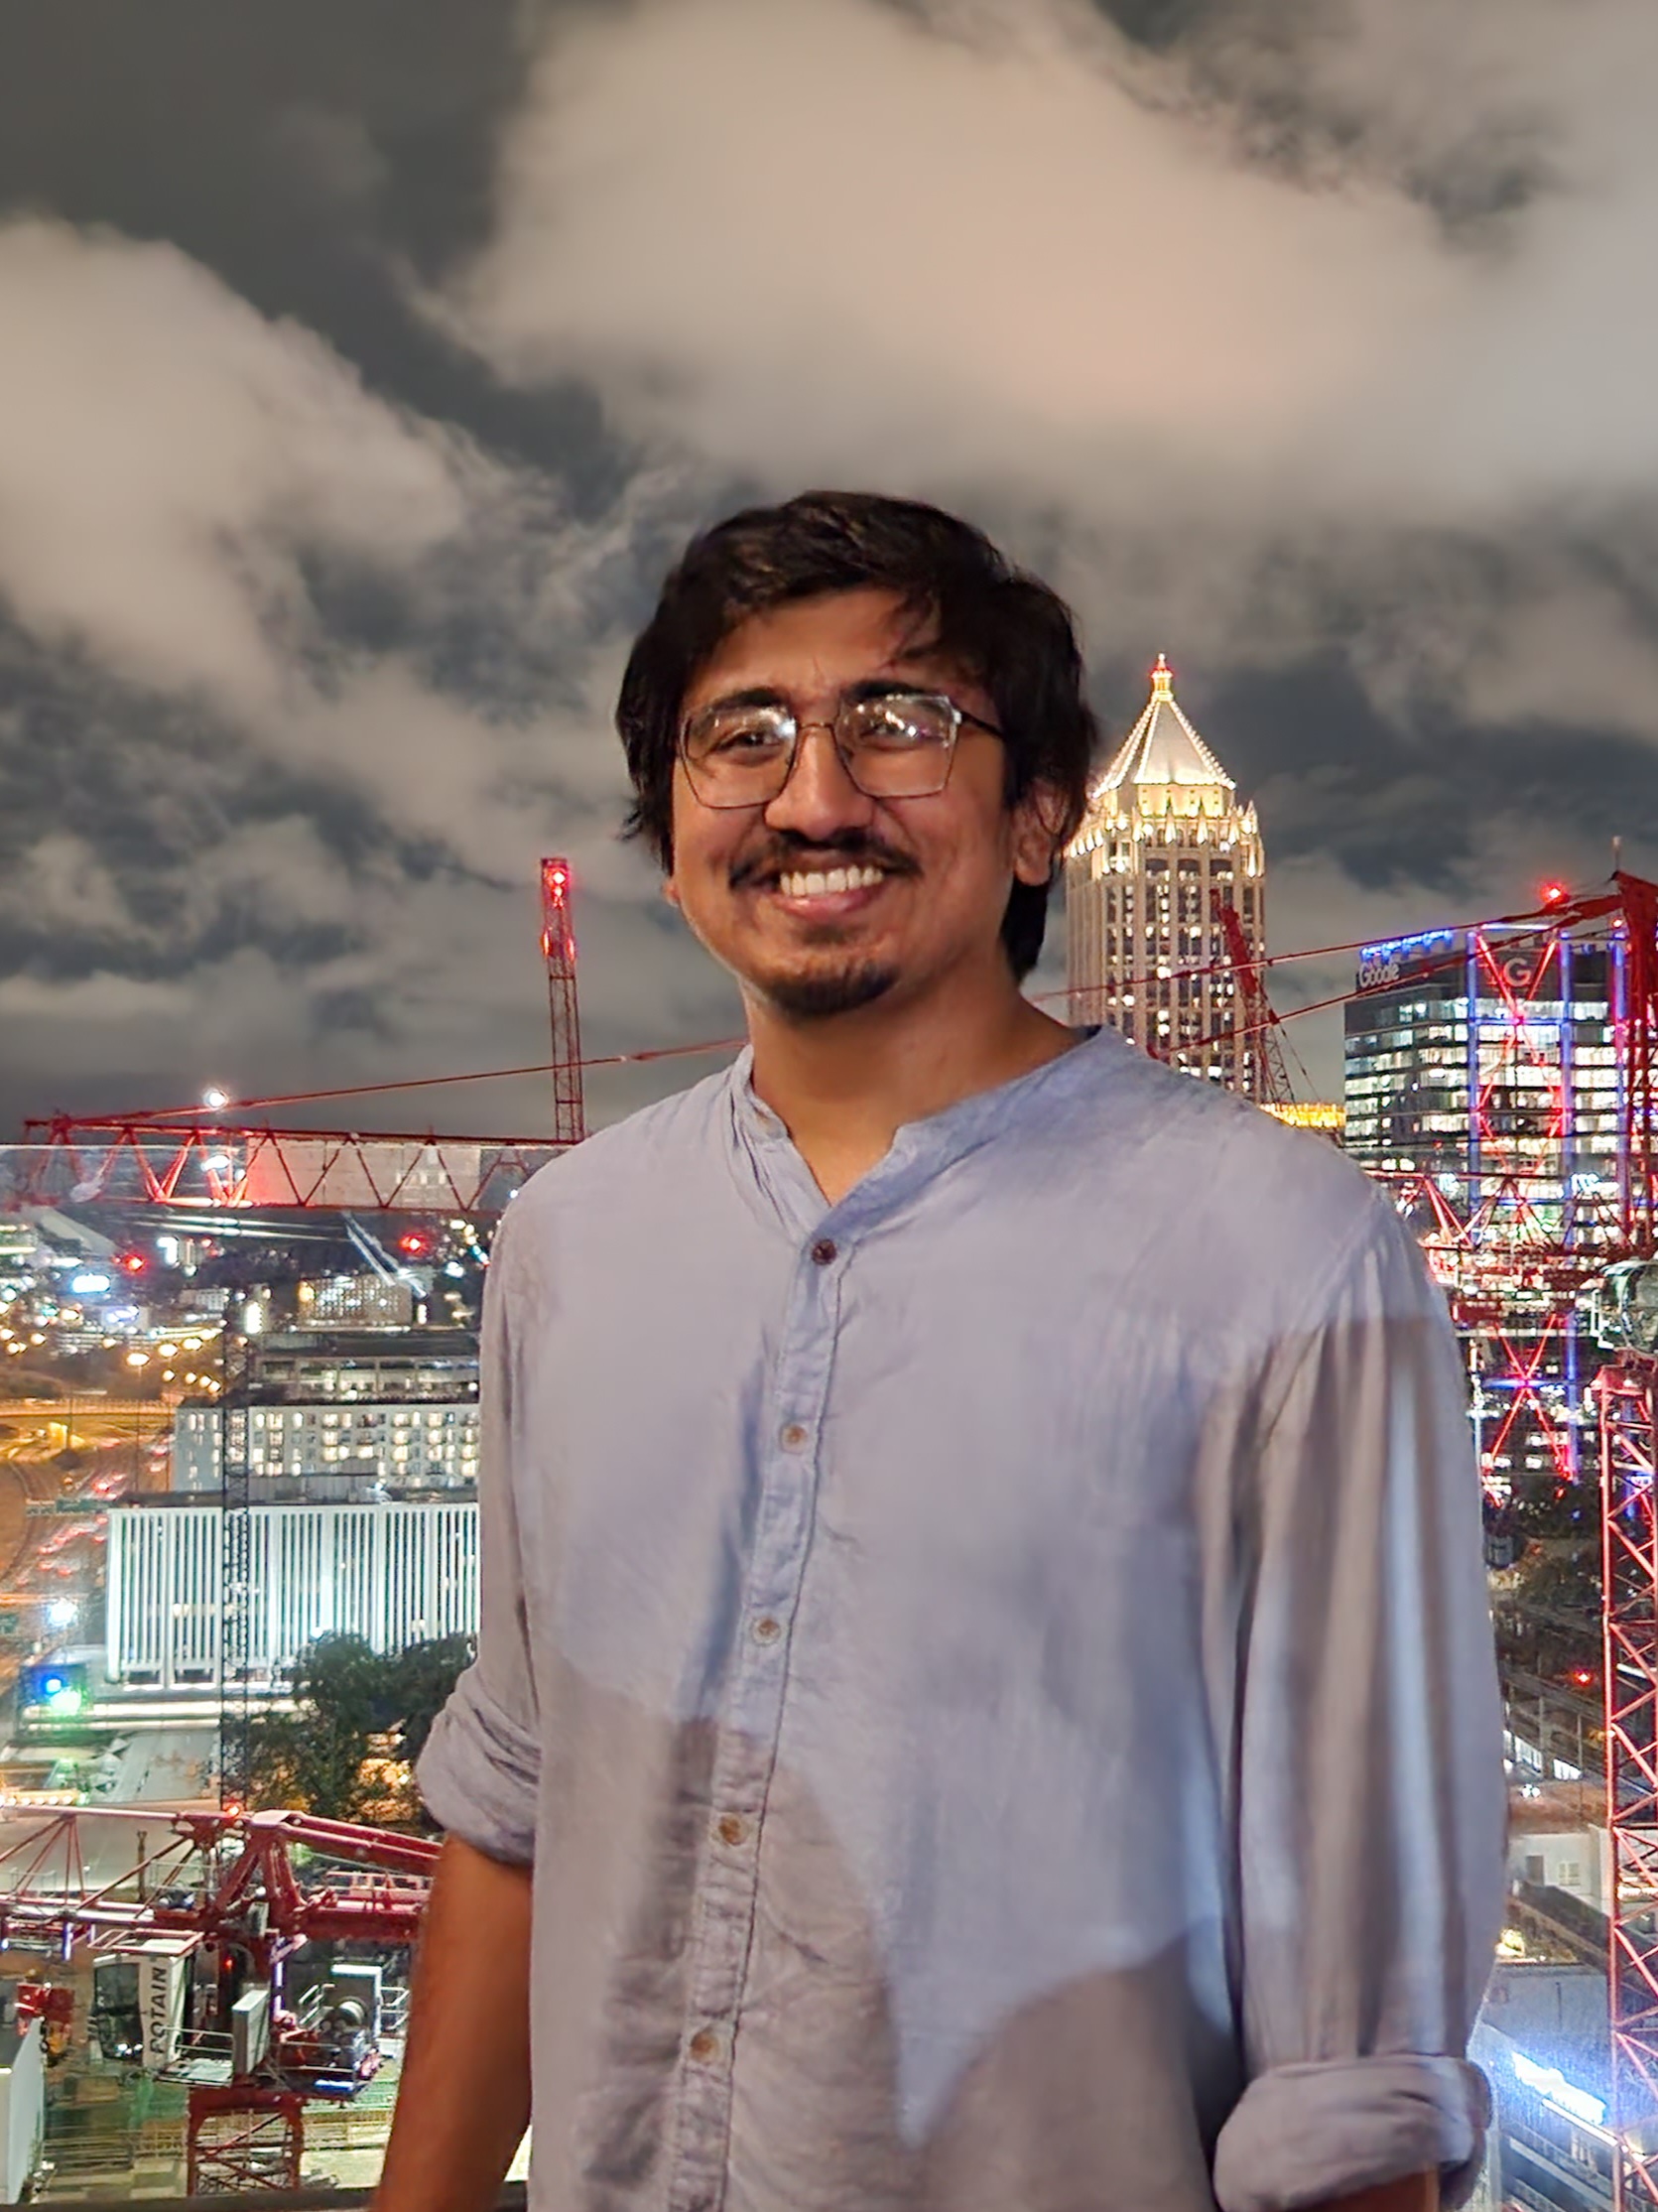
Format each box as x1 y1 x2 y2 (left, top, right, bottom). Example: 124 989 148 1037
615 490 1098 980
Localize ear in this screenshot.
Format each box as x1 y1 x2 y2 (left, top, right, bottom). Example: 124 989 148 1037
662 873 683 912
1009 781 1070 887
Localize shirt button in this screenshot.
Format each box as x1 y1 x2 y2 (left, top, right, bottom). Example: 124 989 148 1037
811 1237 837 1266
687 2026 721 2063
752 1615 782 1644
716 1813 747 1847
780 1421 808 1450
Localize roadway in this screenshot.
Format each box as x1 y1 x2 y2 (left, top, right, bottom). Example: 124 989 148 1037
0 1396 173 1690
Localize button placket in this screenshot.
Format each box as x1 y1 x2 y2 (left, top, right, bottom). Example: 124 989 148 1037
666 1234 844 2212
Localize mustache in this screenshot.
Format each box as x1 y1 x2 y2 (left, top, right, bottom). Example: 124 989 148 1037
729 832 918 891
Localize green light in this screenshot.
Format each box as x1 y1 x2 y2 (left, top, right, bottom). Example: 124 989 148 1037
45 1686 83 1717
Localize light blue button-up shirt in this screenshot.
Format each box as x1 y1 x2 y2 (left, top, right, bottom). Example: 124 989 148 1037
418 1028 1505 2212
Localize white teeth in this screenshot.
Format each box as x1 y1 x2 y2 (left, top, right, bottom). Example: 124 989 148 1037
776 864 887 899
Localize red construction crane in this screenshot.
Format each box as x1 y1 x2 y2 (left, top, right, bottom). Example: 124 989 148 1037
541 855 585 1146
0 1804 439 2195
1215 895 1297 1109
11 1118 561 1216
1600 1348 1658 2208
5 857 592 1218
1589 871 1658 2207
1331 883 1635 1496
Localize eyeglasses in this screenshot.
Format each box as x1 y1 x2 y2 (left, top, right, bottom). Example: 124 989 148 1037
678 690 1003 810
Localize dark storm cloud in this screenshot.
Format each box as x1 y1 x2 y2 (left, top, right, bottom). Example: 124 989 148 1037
2 0 1655 1122
0 0 631 505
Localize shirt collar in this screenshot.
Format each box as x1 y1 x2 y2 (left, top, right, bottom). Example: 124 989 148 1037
724 1026 1124 1238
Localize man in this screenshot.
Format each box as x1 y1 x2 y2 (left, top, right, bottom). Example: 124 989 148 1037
378 493 1505 2212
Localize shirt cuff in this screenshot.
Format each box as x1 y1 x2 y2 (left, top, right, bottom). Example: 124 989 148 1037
1212 2053 1491 2212
416 1664 541 1866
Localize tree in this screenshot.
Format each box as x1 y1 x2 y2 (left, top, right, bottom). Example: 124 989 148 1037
247 1631 474 1826
388 1633 475 1770
247 1634 394 1825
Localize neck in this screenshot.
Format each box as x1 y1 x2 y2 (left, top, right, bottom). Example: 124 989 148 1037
745 956 1077 1205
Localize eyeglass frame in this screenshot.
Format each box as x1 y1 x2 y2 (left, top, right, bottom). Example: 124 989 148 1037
676 687 1005 810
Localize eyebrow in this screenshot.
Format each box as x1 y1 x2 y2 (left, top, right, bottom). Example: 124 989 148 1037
693 665 950 719
694 686 792 716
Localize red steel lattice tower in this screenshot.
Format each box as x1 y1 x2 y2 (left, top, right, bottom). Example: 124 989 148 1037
1351 890 1627 1496
1216 896 1296 1110
1597 872 1658 2206
1602 1360 1658 2205
1461 918 1604 1491
541 856 586 1146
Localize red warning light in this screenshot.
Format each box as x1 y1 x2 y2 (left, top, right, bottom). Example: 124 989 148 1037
118 1251 147 1275
1539 880 1569 906
398 1234 429 1257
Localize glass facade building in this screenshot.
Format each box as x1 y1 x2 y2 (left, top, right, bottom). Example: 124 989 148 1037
1343 926 1623 1198
1343 924 1626 1490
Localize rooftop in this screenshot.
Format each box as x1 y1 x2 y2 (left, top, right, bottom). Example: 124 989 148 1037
1097 655 1234 794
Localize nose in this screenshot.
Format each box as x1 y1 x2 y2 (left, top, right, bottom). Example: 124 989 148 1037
762 723 876 844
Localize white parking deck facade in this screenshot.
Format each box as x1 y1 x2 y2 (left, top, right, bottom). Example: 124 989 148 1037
106 1498 478 1687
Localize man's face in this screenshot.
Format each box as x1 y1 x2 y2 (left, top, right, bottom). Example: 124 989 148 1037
665 587 1059 1022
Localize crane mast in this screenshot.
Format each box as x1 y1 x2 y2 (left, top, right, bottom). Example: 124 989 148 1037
541 855 586 1145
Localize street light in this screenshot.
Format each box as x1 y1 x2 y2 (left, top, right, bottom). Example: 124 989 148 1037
202 1087 230 1111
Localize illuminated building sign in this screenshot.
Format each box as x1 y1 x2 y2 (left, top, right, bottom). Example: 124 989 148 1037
1510 2047 1606 2128
1355 929 1460 990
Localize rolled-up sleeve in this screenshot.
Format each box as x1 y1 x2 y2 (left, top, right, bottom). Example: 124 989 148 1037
1212 1208 1506 2212
417 1204 542 1865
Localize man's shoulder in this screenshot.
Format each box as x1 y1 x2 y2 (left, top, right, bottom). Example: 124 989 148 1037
1047 1035 1398 1283
497 1063 734 1236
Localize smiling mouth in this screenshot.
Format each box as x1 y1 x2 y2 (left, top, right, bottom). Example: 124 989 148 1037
772 863 890 901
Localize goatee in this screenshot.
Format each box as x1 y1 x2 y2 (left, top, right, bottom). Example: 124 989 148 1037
760 961 899 1020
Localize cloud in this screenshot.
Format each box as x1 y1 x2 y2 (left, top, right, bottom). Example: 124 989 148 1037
447 0 1442 503
1265 797 1634 1095
0 833 133 942
441 0 1658 733
0 215 492 711
0 208 737 1128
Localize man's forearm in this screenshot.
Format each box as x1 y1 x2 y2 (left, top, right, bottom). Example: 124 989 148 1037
376 1834 534 2212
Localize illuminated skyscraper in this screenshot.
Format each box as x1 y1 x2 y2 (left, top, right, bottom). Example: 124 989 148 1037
1065 656 1269 1095
1342 922 1625 1492
1341 925 1623 1194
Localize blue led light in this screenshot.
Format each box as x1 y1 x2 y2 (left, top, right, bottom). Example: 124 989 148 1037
1358 929 1459 964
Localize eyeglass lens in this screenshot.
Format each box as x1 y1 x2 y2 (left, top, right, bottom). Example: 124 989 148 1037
682 694 958 806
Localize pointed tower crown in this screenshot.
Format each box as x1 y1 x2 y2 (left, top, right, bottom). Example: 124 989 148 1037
1099 654 1233 794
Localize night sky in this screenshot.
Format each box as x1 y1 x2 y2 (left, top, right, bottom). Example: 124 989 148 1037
4 0 1656 1137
